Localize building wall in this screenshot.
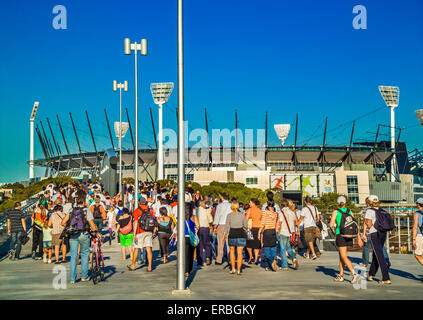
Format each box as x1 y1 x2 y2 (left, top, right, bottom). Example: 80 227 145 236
334 167 370 204
194 169 270 190
399 174 414 203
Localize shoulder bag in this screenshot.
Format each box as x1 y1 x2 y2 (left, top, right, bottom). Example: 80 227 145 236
281 209 298 247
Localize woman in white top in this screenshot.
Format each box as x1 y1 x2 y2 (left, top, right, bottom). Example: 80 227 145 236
278 199 299 270
364 195 391 284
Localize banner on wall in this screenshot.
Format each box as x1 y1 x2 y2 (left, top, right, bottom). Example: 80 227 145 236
271 175 285 190
319 174 334 194
302 174 318 197
285 174 301 191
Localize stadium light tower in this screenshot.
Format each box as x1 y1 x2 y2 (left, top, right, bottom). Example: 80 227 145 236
416 109 423 126
274 124 291 146
113 80 129 199
124 38 147 209
29 102 40 181
378 85 400 182
150 82 174 180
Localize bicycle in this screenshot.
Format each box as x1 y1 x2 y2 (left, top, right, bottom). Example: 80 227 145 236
90 231 105 285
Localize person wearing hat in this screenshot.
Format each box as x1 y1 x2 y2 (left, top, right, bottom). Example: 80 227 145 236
365 195 391 284
329 196 363 283
412 198 423 267
127 197 157 272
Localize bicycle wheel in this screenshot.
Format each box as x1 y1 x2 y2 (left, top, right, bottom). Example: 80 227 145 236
99 247 105 281
91 251 98 285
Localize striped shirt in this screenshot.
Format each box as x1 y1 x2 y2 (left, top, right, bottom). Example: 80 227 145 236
7 209 25 233
260 210 281 231
50 211 67 235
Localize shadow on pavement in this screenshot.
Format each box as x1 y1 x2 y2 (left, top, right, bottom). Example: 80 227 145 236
103 265 117 281
315 265 338 278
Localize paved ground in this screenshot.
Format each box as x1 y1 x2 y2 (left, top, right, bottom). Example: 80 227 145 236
0 232 422 300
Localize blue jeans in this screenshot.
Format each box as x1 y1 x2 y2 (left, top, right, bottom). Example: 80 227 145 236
94 218 103 234
262 245 277 269
362 233 390 267
279 234 297 268
10 232 23 258
69 232 90 282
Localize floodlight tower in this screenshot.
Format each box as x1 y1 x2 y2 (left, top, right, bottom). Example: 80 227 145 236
378 86 400 182
113 80 129 199
274 124 291 146
124 38 147 209
29 102 40 181
416 109 423 126
150 82 174 180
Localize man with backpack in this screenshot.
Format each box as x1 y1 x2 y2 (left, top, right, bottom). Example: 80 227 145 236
127 197 157 272
364 195 393 285
61 198 98 284
90 196 106 234
6 202 27 261
412 198 423 267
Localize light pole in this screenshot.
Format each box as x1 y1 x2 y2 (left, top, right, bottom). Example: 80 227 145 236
379 86 400 182
29 102 40 181
124 38 147 210
151 83 174 181
113 80 129 200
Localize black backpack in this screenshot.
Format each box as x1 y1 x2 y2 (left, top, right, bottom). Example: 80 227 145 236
138 208 156 232
373 207 395 233
338 208 359 238
93 205 102 219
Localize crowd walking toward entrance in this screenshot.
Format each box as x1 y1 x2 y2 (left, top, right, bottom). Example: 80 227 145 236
5 180 423 287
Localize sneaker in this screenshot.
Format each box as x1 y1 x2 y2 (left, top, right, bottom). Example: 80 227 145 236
280 267 289 271
351 273 359 284
32 252 36 259
310 254 317 260
334 274 344 282
70 281 75 284
368 275 374 282
303 253 309 259
379 280 392 285
293 259 299 270
35 256 42 260
8 250 15 260
206 258 211 265
81 277 90 282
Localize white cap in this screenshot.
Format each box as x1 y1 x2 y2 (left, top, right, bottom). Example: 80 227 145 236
368 195 379 202
337 196 346 204
416 198 423 205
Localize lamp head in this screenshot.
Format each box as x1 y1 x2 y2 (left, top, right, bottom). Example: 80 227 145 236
378 86 400 108
30 102 39 122
415 109 423 126
124 38 131 55
124 81 128 92
113 80 118 92
274 124 291 146
150 82 174 104
141 39 147 56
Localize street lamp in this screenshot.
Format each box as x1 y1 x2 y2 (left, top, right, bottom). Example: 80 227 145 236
124 38 147 210
274 124 291 146
150 82 174 180
378 85 400 182
29 102 40 181
113 80 129 200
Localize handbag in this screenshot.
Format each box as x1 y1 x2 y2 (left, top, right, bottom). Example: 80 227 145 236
245 229 254 241
119 216 133 235
306 206 322 239
281 209 298 247
186 221 199 247
19 232 30 245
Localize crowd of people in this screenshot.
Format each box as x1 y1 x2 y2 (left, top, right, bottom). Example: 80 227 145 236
5 180 423 286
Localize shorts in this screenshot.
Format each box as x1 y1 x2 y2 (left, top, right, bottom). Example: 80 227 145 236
43 241 52 249
415 234 423 256
133 232 153 249
228 237 247 247
304 227 317 243
52 234 64 247
335 234 353 247
120 233 134 247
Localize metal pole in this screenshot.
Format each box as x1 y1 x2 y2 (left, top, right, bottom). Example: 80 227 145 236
119 87 123 200
391 107 396 182
104 109 116 150
46 117 60 156
158 103 164 180
134 46 139 210
126 108 135 149
30 120 34 180
398 216 401 254
407 216 411 253
176 0 187 293
57 115 70 155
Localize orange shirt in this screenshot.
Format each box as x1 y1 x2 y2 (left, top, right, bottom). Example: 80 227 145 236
260 210 281 232
248 206 263 228
133 205 155 234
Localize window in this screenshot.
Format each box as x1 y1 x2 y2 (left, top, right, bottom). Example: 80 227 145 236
246 177 258 185
347 175 359 204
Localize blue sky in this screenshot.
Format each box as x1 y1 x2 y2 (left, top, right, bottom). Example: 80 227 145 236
0 0 422 182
